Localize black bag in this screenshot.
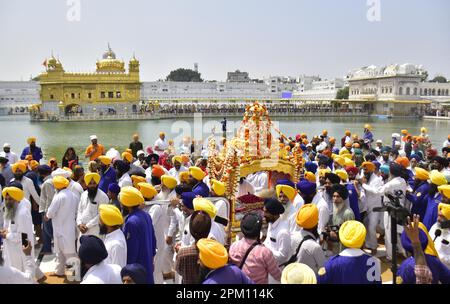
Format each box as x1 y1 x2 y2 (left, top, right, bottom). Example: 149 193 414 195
280 235 315 267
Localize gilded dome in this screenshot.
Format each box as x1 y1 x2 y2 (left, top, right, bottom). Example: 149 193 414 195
96 44 125 73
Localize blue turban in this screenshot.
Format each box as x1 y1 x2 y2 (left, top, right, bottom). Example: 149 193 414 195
276 178 296 189
372 161 381 170
121 263 148 284
381 146 391 153
78 235 108 265
108 183 121 195
300 144 307 151
114 160 130 174
181 191 196 210
410 154 422 162
37 165 52 175
296 180 317 196
305 162 318 174
332 147 340 155
401 229 428 254
380 164 390 175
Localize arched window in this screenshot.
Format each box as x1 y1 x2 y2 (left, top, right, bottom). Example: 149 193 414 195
438 89 441 96
399 87 403 95
419 88 422 95
424 88 427 95
432 89 436 95
406 87 410 95
446 89 449 96
413 88 417 95
389 87 392 93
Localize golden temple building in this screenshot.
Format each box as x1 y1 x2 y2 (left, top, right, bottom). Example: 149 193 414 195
38 44 140 116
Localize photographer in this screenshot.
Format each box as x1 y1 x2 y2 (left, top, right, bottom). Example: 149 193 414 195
363 162 409 260
325 184 355 255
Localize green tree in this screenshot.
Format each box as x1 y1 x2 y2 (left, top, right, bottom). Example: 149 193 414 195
336 86 349 99
166 68 203 82
431 75 447 83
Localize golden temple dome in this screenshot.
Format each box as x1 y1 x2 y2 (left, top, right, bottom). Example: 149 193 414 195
96 43 125 73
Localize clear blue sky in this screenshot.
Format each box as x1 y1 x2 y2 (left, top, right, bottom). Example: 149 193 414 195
0 0 449 81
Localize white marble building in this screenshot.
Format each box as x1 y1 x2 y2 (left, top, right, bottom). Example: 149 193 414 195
0 81 40 114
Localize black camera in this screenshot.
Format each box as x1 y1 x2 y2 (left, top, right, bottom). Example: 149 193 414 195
321 225 340 242
373 191 410 226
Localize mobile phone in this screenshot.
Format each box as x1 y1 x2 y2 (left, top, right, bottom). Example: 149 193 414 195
21 233 28 247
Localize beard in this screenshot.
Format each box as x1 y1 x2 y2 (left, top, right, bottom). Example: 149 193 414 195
87 188 98 202
99 224 108 235
13 173 23 181
4 204 17 221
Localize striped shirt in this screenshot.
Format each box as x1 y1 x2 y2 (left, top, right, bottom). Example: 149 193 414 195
229 238 282 284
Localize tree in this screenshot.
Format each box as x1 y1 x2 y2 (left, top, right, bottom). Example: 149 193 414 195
431 75 447 83
336 86 349 99
166 68 203 82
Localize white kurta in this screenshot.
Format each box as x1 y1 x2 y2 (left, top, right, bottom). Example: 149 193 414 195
429 224 450 269
312 193 330 234
76 189 109 237
246 172 268 193
118 173 133 188
2 199 34 273
104 229 127 268
46 188 78 255
0 255 35 284
13 176 40 207
81 261 122 284
280 201 301 233
145 201 166 283
68 180 84 202
263 217 292 265
236 179 255 197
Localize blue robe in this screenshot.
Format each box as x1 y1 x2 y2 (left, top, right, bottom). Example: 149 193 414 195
406 181 429 220
123 209 157 284
203 264 254 284
99 167 117 194
423 193 442 230
20 146 43 162
346 183 361 222
397 254 450 284
318 254 381 284
193 181 210 197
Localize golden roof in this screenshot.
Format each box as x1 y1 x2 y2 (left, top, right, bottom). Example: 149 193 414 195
96 44 125 73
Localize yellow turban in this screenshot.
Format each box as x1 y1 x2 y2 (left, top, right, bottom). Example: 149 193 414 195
339 220 366 249
119 186 144 207
304 171 316 183
98 155 112 166
439 202 450 220
296 204 319 229
84 172 101 185
98 204 123 227
29 160 39 170
27 137 36 144
137 182 157 200
334 169 348 181
159 132 165 137
281 263 317 284
414 168 429 181
421 127 427 133
276 184 296 201
361 161 375 173
2 186 24 201
417 222 439 257
430 170 447 186
211 179 225 196
197 238 228 270
63 167 72 173
131 175 146 188
11 162 27 173
401 129 408 135
52 175 70 190
189 166 206 181
172 155 182 164
318 168 331 178
193 198 217 219
364 124 372 130
161 175 178 190
438 185 450 199
179 171 189 182
99 204 124 226
344 158 355 167
334 156 345 167
122 152 133 163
